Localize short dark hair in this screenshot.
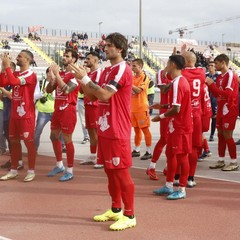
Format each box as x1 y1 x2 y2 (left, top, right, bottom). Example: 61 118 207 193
86 51 100 59
21 50 34 63
132 58 144 68
169 55 185 70
214 54 229 65
65 48 79 63
105 32 128 59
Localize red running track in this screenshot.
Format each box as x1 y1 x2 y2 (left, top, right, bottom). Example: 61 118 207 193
0 154 240 240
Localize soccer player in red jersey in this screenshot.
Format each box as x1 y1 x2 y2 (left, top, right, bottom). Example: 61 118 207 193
146 69 170 180
178 50 205 188
153 55 193 200
206 54 239 171
80 51 103 168
198 84 212 162
46 49 79 181
0 50 37 182
70 33 136 231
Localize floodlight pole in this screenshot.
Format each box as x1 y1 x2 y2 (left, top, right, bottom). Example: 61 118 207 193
139 0 142 59
99 22 103 40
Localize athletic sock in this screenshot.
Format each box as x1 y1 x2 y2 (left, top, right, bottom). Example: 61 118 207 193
112 207 121 213
56 161 64 168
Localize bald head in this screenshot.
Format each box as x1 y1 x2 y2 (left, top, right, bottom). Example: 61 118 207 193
183 51 196 67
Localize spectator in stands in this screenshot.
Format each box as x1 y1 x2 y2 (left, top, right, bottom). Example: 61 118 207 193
34 32 41 41
1 40 10 50
28 32 33 40
143 40 148 48
84 33 88 40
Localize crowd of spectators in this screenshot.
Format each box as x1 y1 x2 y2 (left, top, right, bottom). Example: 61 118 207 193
28 32 42 41
1 40 11 49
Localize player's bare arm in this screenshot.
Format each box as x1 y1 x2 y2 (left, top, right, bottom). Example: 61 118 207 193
152 105 180 122
46 68 57 93
205 77 214 85
132 85 142 94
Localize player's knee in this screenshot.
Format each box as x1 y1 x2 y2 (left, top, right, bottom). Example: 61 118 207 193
50 133 58 141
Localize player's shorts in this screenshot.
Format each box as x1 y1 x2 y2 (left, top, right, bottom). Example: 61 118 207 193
85 105 98 129
216 115 237 131
192 114 202 147
9 117 35 141
166 131 192 155
97 136 132 169
131 111 150 128
160 117 169 139
51 105 77 134
202 115 211 132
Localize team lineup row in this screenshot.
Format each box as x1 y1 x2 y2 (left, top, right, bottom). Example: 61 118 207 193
0 32 239 231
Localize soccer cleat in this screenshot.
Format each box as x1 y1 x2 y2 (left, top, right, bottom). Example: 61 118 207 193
235 139 240 145
209 136 214 142
81 137 90 144
47 166 65 177
173 179 179 186
17 164 24 170
198 151 212 162
209 161 225 169
187 180 197 188
109 215 136 231
153 186 174 195
132 150 140 157
167 190 186 200
221 163 239 171
146 168 159 180
0 171 18 181
80 156 96 165
59 172 73 182
24 172 35 182
93 209 123 222
94 164 104 169
140 152 152 160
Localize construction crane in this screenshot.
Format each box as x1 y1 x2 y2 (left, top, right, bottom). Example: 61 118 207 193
169 15 240 38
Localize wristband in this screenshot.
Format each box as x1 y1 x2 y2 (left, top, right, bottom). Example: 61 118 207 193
81 75 91 85
159 113 166 119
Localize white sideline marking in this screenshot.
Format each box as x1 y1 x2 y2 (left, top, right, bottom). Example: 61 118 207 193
0 236 12 240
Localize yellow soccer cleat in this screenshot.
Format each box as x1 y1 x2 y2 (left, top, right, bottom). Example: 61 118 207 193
93 209 123 222
109 216 136 231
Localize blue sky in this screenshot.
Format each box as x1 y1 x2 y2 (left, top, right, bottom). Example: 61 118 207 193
0 0 240 43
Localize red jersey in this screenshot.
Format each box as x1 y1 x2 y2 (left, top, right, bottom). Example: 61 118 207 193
54 71 79 111
208 70 239 118
84 68 102 106
168 75 193 134
11 69 37 119
97 61 133 139
157 69 170 114
202 84 212 117
182 67 205 117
